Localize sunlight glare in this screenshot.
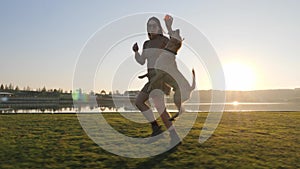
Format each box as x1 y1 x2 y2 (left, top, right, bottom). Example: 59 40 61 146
232 101 239 106
223 62 256 90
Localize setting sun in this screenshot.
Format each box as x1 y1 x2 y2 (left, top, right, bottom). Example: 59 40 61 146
223 62 256 90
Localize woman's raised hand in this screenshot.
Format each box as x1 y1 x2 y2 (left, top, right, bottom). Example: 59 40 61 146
132 42 139 52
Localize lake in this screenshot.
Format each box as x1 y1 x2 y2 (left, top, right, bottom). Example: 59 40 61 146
1 102 299 113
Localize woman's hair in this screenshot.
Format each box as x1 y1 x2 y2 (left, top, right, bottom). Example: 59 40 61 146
147 16 163 39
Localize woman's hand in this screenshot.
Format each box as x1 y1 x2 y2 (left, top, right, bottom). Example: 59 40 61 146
132 43 139 52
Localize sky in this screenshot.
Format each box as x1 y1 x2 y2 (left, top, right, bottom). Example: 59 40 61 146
1 0 300 92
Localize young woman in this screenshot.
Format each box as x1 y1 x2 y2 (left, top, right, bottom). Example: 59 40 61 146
132 16 180 145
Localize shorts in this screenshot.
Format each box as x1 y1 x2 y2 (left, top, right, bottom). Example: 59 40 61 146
140 69 171 95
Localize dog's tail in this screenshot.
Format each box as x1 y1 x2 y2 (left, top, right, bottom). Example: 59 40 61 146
190 69 196 90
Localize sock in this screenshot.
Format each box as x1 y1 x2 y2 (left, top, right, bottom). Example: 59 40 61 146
151 121 159 129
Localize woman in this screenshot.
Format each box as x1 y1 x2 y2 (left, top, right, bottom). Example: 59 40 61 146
132 16 180 145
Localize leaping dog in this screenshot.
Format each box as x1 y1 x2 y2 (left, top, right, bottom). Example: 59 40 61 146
148 19 196 121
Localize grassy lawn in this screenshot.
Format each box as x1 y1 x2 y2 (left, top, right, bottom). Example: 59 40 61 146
0 112 299 169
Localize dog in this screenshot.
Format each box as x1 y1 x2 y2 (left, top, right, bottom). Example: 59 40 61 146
147 29 196 121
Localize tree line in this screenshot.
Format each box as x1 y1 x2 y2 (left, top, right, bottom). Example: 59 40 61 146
0 83 70 93
0 83 73 99
0 83 121 98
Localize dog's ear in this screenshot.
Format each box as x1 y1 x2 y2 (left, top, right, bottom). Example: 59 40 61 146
169 29 182 41
173 29 182 41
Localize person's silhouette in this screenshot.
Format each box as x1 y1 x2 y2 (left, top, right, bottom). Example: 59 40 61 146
133 16 180 145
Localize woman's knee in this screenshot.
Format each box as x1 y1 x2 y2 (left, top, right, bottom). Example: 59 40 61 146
135 92 149 109
135 98 143 109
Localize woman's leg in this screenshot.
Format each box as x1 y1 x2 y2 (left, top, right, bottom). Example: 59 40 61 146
150 90 181 144
150 92 172 129
135 91 161 135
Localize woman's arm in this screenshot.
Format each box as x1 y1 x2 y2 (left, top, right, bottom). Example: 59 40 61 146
133 42 147 65
135 51 145 65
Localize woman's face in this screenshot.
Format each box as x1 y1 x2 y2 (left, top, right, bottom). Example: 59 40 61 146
147 20 160 34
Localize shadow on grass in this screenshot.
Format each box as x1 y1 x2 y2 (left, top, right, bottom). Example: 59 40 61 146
135 145 180 169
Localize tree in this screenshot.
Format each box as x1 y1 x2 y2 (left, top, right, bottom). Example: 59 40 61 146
15 86 19 91
115 90 120 95
9 83 14 90
100 90 106 95
42 86 46 92
0 84 4 90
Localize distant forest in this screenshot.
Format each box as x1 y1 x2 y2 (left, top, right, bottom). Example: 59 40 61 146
1 83 300 103
0 83 116 99
0 83 72 98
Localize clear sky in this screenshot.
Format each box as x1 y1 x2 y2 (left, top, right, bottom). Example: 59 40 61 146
1 0 300 92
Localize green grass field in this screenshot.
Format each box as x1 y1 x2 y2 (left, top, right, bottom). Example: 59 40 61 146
0 112 299 169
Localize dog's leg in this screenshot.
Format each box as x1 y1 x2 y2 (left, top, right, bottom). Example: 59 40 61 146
169 90 184 121
169 107 185 121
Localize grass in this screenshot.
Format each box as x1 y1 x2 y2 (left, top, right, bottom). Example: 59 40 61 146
0 112 299 169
